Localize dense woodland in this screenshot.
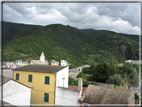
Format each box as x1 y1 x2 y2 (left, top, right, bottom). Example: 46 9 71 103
3 21 139 66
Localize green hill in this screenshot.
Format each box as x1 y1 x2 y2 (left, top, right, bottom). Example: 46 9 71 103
81 29 139 60
3 21 139 66
3 21 42 44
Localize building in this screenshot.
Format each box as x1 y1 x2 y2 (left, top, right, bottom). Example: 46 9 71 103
30 52 49 65
125 60 142 65
51 60 59 66
60 60 68 66
79 84 135 106
15 60 22 67
13 64 69 105
1 76 32 106
21 61 28 67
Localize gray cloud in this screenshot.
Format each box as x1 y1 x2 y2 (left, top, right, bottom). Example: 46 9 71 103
2 3 140 35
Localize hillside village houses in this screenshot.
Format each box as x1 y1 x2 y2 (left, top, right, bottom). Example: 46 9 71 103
2 52 138 106
51 60 59 66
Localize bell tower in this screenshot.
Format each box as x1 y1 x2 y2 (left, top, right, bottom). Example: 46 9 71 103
40 52 45 62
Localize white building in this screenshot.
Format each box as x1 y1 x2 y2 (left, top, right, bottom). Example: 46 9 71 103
60 60 68 66
15 60 22 67
30 52 49 65
1 76 32 106
55 78 82 106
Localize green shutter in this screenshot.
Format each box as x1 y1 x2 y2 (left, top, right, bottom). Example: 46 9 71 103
28 75 32 82
44 93 49 102
16 73 19 80
45 76 50 84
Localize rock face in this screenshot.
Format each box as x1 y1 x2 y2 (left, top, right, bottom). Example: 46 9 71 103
117 43 135 60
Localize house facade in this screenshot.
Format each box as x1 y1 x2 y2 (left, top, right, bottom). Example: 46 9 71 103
21 61 28 67
51 60 59 66
13 65 69 105
60 60 68 66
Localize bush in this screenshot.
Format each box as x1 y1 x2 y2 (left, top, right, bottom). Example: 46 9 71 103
68 77 78 86
114 84 117 88
135 93 139 100
106 74 122 86
83 81 90 87
87 76 93 81
77 73 87 80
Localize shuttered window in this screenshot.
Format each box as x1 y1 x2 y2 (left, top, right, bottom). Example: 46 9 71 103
45 76 50 84
16 73 19 80
44 93 49 102
28 75 32 82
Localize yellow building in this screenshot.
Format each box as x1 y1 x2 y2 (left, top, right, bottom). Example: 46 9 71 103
21 61 28 67
13 65 68 105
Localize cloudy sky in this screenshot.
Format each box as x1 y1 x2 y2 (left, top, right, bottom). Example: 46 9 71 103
2 2 140 35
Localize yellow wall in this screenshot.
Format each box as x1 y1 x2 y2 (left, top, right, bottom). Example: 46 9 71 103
21 62 28 67
13 70 56 104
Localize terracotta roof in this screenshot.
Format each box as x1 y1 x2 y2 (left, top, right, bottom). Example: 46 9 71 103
68 85 87 94
81 84 135 104
40 52 45 57
13 65 67 73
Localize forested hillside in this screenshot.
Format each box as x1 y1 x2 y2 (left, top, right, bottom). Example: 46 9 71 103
3 21 139 66
82 29 139 60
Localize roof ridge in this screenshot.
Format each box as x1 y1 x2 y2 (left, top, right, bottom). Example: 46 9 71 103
89 84 134 91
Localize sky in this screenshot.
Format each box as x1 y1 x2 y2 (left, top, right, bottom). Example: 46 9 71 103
2 1 141 35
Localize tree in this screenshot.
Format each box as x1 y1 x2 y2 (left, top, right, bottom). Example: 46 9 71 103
93 62 117 82
106 74 122 86
121 62 139 87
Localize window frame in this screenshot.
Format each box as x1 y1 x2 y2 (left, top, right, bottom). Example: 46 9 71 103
28 74 32 82
45 76 50 85
16 73 19 80
44 93 49 102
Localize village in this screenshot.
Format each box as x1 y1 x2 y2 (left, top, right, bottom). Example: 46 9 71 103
0 52 141 107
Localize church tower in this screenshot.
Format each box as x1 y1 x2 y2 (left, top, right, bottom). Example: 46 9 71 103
40 52 45 62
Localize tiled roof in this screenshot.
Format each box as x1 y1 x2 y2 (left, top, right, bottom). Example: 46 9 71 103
0 76 11 85
68 85 87 94
82 84 135 104
13 65 67 73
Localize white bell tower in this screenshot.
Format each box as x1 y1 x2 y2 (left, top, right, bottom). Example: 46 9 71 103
40 52 45 62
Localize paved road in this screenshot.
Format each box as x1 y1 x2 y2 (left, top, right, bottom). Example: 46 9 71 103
1 69 13 78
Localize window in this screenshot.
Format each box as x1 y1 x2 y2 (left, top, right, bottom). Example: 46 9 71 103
28 75 32 82
16 73 19 80
45 76 50 84
44 93 49 102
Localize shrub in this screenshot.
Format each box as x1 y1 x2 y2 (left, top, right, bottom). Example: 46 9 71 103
106 74 122 86
83 81 90 87
77 73 87 80
68 77 78 86
114 84 117 88
135 93 139 100
87 76 93 81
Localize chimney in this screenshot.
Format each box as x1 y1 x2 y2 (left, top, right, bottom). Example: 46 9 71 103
78 78 82 94
128 98 131 107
